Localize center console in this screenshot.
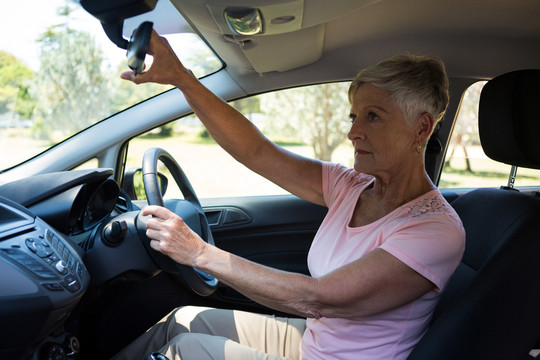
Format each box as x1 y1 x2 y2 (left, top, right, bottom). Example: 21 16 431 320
0 196 90 359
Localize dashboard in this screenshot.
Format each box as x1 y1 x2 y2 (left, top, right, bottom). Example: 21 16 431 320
0 169 122 358
0 195 90 356
0 167 183 358
0 169 121 236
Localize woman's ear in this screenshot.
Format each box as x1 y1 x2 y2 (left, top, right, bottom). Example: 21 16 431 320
417 112 435 144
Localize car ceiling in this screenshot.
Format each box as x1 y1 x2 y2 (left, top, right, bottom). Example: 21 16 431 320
169 0 540 93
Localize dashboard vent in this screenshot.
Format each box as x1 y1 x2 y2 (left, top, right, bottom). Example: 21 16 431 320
115 190 133 213
116 196 129 212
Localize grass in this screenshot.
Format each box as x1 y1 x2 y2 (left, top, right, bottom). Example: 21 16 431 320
440 153 540 188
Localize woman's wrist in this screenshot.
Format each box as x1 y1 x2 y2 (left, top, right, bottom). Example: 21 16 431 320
194 240 213 273
170 66 197 90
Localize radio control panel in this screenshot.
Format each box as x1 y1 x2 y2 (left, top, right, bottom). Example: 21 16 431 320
0 199 89 303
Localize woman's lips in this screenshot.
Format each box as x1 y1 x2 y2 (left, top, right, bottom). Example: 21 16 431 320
355 149 370 155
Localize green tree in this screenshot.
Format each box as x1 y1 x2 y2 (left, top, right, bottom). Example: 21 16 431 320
231 96 260 122
110 64 171 114
0 51 35 120
110 63 174 137
30 4 111 139
185 40 222 78
260 82 351 161
445 81 485 172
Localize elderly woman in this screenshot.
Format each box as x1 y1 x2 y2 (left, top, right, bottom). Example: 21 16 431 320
113 31 465 360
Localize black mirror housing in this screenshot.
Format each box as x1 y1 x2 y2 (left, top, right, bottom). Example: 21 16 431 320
80 0 157 49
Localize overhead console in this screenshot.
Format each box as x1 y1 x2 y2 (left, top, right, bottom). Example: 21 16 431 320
177 0 374 73
0 196 90 358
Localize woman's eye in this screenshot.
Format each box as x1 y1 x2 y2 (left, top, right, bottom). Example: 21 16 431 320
349 114 356 123
368 112 379 122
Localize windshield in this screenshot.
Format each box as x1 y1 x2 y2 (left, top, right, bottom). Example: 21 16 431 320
0 0 222 172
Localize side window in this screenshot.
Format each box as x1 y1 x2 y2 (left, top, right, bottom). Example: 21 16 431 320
440 81 540 188
125 82 353 199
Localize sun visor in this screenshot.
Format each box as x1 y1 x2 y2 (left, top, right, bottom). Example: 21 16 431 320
234 24 324 73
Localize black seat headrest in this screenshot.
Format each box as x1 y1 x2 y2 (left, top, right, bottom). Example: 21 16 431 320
478 69 540 169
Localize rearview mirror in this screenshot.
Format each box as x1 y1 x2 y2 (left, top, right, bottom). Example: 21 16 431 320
126 21 153 74
80 0 157 49
80 0 155 75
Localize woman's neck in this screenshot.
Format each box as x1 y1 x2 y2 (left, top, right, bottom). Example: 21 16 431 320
368 161 436 208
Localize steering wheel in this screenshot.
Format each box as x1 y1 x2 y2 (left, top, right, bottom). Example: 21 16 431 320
140 147 218 296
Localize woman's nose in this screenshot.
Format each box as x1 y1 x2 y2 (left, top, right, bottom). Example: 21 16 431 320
348 120 366 142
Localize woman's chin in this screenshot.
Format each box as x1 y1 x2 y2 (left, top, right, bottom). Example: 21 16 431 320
353 162 367 173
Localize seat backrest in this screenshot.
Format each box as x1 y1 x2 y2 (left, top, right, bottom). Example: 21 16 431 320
408 69 540 360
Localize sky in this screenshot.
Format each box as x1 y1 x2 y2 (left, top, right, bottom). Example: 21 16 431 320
0 0 127 70
0 0 202 72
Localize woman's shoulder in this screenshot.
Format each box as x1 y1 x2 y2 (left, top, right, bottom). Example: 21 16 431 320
323 162 373 188
403 190 462 226
322 162 374 209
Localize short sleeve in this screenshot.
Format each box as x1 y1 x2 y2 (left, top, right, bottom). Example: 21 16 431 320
322 162 374 208
380 215 465 291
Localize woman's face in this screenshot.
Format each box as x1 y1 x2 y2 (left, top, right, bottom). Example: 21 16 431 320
348 83 419 179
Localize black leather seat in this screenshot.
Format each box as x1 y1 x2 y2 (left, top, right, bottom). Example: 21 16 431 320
408 69 540 360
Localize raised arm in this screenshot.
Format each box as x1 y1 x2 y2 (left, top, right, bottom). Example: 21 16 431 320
122 31 325 206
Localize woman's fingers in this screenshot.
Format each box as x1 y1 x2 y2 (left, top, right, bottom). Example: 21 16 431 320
141 205 205 266
142 205 173 219
119 30 174 84
149 239 161 252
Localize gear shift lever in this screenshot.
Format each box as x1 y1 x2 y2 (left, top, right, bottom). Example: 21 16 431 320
145 352 170 360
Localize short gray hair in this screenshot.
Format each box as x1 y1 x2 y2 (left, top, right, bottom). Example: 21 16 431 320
348 54 449 127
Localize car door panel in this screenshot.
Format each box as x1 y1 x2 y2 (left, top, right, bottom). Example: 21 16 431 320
201 195 327 311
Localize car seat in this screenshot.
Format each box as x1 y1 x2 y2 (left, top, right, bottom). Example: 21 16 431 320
408 69 540 360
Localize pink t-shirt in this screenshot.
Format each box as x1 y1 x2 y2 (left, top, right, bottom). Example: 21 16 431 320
300 163 465 360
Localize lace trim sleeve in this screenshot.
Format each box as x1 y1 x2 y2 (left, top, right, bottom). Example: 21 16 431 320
405 194 461 223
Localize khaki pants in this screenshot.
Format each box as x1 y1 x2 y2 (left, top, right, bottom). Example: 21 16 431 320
111 306 306 360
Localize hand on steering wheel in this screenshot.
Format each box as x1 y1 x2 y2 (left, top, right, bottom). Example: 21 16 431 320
140 147 218 296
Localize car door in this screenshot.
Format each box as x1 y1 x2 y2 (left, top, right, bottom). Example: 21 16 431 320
201 195 327 312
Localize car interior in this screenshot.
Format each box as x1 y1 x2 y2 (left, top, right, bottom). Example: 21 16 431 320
0 0 539 359
409 69 540 359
